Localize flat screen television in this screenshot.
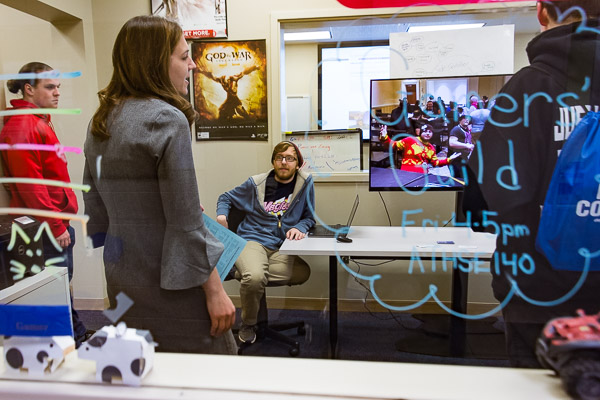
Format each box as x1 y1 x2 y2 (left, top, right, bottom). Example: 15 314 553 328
368 74 512 192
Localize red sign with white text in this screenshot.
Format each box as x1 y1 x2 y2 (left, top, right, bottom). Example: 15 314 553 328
337 0 527 8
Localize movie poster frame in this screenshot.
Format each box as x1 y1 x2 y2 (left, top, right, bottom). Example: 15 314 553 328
191 39 268 141
150 0 228 39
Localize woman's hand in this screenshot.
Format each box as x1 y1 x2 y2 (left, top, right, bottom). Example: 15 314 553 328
203 269 236 336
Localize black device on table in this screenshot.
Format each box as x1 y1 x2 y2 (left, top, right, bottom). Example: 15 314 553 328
308 194 359 243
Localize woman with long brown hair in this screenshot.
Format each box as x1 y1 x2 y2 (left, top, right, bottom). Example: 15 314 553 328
83 15 236 354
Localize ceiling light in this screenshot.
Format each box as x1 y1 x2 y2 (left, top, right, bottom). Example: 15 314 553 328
407 23 485 33
284 30 332 41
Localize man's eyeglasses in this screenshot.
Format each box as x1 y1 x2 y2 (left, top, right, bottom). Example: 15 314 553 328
274 155 297 163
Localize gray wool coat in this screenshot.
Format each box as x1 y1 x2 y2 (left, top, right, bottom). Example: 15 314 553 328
83 98 236 354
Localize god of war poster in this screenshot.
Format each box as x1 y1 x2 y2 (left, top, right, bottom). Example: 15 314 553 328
192 40 268 141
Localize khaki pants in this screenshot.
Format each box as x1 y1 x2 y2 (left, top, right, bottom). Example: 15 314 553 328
235 240 310 325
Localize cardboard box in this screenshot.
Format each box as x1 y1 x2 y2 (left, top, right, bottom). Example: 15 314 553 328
78 322 156 386
0 215 44 290
3 335 75 375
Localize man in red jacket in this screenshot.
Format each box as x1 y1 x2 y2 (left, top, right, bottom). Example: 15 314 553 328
0 62 88 346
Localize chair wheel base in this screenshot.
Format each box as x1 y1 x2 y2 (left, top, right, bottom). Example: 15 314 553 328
236 323 305 357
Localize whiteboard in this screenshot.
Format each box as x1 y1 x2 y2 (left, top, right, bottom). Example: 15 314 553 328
389 25 514 78
286 129 362 173
286 95 311 131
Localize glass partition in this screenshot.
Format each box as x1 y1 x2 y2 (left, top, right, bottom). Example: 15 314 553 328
1 2 598 392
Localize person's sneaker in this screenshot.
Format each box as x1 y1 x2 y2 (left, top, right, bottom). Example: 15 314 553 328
238 324 257 344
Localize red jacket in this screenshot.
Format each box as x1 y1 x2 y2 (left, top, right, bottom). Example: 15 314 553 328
382 134 449 173
0 99 77 238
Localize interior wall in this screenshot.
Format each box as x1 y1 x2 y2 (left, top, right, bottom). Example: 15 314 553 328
0 4 49 207
371 79 404 108
478 76 509 102
515 31 537 69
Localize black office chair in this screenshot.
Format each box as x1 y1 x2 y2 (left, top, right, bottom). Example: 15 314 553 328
225 206 306 357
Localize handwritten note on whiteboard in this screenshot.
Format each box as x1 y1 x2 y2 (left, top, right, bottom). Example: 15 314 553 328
285 129 362 173
389 25 515 78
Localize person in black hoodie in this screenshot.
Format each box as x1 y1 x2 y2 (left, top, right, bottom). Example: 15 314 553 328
463 0 600 367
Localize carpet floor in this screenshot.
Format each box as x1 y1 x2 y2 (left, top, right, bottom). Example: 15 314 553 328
78 308 509 367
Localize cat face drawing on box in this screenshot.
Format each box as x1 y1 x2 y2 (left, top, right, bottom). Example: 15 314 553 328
7 221 63 281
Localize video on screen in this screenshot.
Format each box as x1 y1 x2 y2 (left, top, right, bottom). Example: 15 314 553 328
369 75 512 192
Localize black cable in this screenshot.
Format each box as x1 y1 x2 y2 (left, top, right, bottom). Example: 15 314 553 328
378 192 392 226
443 213 455 227
379 191 455 228
348 258 417 331
348 258 501 335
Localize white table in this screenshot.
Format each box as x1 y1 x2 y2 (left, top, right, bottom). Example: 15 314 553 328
0 349 569 400
280 226 497 358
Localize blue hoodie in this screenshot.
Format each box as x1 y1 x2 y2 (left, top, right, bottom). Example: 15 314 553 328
217 169 315 250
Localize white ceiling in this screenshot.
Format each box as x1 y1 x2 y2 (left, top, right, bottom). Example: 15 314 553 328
282 6 539 43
